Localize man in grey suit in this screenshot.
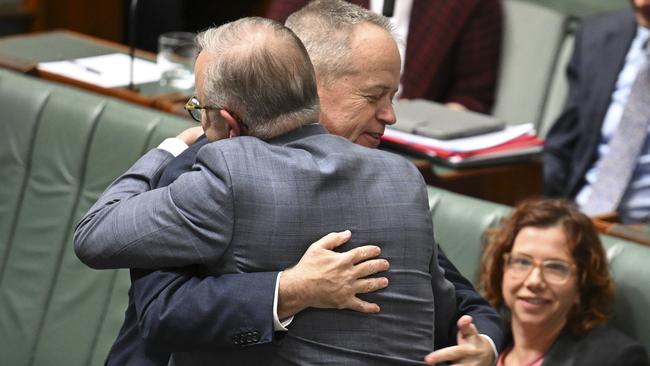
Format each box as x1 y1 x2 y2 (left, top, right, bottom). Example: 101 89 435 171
75 16 444 365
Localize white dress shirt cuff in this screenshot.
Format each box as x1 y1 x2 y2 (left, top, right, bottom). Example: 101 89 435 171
157 138 188 157
479 334 499 365
273 272 293 331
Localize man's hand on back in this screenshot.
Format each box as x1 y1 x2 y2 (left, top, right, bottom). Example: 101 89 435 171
278 230 389 319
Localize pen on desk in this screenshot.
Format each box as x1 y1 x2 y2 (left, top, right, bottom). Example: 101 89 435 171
66 59 102 75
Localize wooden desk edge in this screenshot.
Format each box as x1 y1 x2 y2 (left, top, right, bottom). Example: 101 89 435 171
1 30 190 113
592 217 650 247
36 69 154 107
0 29 157 60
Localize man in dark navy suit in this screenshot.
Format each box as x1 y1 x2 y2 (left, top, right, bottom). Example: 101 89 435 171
544 0 650 223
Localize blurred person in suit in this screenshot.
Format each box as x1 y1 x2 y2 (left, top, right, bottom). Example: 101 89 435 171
544 0 650 224
265 0 503 114
476 198 649 366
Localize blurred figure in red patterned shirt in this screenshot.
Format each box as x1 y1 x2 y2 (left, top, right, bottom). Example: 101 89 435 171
265 0 503 114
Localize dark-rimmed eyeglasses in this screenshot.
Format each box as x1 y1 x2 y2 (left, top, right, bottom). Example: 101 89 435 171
504 253 575 284
183 96 248 134
184 96 219 122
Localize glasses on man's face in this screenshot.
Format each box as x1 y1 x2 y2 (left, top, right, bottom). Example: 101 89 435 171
183 96 248 133
504 253 575 284
184 96 214 122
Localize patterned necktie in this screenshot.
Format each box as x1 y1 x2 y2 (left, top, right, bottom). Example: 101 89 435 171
582 46 650 216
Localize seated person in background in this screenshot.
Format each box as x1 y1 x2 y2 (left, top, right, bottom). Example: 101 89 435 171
476 198 649 365
265 0 503 113
544 0 650 223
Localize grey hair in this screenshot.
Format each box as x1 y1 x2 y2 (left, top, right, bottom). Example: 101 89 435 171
196 17 320 139
285 0 395 87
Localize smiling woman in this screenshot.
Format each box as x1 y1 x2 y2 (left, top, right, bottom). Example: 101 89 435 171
478 198 649 366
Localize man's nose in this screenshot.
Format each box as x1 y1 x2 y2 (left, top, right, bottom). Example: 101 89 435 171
378 102 397 125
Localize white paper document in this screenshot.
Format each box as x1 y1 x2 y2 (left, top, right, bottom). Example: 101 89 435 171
385 123 536 153
37 53 163 88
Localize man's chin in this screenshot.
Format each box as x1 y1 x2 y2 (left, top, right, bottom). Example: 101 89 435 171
355 134 382 149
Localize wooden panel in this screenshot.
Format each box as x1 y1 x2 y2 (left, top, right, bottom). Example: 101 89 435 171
415 159 543 206
0 1 38 35
592 217 650 248
41 0 123 42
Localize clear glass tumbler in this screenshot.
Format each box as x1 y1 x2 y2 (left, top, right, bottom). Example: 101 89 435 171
157 32 196 90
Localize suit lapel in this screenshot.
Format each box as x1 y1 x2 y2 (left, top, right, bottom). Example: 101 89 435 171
567 10 638 196
587 10 637 137
542 329 576 366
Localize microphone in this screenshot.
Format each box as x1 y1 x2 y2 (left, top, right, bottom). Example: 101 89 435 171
128 0 139 91
382 0 395 17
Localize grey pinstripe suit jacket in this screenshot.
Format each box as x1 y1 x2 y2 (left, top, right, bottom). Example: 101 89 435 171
74 124 455 365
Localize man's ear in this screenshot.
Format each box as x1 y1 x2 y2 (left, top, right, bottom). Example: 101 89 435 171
219 109 241 137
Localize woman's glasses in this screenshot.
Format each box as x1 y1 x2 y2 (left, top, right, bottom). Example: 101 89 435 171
504 253 575 284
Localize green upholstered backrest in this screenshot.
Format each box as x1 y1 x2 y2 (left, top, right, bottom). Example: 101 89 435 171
0 69 194 366
537 32 575 139
427 186 650 356
426 186 511 283
493 0 572 127
601 237 650 355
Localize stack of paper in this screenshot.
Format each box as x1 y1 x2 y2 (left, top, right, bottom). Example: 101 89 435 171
38 53 163 88
382 123 543 168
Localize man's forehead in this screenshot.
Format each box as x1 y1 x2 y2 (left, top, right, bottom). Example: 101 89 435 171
328 71 398 96
349 21 395 46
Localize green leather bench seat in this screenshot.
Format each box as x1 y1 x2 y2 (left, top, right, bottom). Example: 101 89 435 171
1 68 648 364
427 186 650 357
0 69 194 366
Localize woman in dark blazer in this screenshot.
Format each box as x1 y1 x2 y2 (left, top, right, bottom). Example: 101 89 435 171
478 198 649 366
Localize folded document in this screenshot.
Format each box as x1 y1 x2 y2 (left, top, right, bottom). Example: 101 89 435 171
382 124 543 168
38 53 162 88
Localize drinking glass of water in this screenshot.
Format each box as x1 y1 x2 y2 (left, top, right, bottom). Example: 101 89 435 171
157 32 196 90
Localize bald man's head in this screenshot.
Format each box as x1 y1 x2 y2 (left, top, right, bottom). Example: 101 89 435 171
195 17 320 139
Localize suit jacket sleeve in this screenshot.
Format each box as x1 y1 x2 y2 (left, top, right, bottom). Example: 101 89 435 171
74 145 235 269
543 25 584 197
131 268 279 350
436 248 505 351
129 138 278 351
